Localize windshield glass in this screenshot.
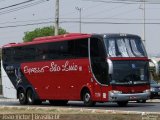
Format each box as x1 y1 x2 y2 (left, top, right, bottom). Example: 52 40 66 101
105 37 147 57
110 61 149 85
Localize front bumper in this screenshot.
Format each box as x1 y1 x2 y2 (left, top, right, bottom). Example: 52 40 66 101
109 92 150 102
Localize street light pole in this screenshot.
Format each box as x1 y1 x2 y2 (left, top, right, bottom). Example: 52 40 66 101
55 0 59 36
75 7 82 33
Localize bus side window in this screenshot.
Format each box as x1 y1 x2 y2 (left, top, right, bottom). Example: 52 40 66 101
74 39 88 58
2 48 13 63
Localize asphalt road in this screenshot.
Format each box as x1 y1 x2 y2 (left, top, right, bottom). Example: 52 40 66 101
0 97 160 113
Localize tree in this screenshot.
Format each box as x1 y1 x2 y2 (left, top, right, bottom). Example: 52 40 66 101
23 26 67 42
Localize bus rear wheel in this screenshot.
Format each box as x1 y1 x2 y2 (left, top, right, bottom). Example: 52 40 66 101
27 89 42 105
18 89 27 105
83 90 95 107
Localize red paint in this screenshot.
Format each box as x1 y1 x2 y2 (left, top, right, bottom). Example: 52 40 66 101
21 59 93 100
20 59 118 102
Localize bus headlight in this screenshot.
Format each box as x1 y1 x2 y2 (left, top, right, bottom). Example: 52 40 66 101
143 89 151 94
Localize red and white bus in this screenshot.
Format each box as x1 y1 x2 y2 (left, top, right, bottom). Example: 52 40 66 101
2 33 151 106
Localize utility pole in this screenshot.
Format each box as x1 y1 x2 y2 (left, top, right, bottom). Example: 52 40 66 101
139 0 146 47
143 0 146 47
75 7 82 33
55 0 59 36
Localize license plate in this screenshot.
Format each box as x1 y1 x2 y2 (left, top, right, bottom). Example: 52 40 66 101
130 96 137 99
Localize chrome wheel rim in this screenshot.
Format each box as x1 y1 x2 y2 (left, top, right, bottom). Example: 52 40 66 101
84 93 90 102
19 92 25 101
28 92 33 103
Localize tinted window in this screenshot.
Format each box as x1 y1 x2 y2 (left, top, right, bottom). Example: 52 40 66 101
36 38 88 60
2 48 13 63
5 38 88 63
36 41 69 60
74 39 88 58
90 38 109 85
111 61 149 85
13 46 36 62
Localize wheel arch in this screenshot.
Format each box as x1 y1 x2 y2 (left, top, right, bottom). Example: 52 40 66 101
80 86 93 101
26 86 34 94
26 85 41 100
17 85 37 99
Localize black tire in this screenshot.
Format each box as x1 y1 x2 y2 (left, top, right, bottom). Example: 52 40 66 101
27 89 42 105
18 89 27 105
49 100 68 106
49 100 55 105
150 96 153 99
83 90 95 107
117 101 128 107
26 89 35 105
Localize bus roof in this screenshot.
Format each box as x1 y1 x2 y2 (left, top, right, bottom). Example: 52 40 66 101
93 33 141 39
2 33 141 48
2 33 91 48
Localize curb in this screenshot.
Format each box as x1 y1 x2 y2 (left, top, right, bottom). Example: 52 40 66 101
147 99 160 103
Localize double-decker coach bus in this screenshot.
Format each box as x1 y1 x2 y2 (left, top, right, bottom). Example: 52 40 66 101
2 33 151 107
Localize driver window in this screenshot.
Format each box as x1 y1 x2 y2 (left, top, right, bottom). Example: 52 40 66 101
90 38 109 85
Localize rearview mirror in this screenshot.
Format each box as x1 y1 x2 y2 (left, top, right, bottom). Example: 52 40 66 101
107 59 113 74
149 58 159 75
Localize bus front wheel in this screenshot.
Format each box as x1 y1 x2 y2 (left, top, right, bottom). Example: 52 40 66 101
18 89 27 105
83 90 95 107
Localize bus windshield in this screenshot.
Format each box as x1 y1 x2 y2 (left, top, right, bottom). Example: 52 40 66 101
105 37 147 57
110 61 149 85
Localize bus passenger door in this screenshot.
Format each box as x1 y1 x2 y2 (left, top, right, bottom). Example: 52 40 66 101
90 38 108 101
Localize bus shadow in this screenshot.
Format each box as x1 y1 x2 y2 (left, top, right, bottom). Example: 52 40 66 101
38 101 155 109
6 100 155 109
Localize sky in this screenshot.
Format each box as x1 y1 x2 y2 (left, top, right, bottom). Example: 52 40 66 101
0 0 160 56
